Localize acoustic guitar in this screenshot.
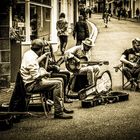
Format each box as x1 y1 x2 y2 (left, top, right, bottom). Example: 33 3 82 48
65 56 109 73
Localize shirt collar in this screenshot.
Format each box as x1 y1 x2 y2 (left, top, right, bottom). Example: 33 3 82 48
30 49 39 59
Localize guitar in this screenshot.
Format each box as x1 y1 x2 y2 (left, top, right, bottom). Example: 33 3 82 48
65 56 109 73
126 53 140 69
80 60 109 66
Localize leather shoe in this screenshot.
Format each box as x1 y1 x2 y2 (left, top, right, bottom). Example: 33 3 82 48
63 108 74 114
54 113 73 119
12 115 21 123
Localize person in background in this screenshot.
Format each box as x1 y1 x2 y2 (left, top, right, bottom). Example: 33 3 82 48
136 8 140 21
13 15 19 29
117 8 121 20
56 13 69 55
86 7 92 18
30 14 38 40
73 15 89 45
108 8 112 21
20 39 74 119
103 8 109 28
80 6 87 21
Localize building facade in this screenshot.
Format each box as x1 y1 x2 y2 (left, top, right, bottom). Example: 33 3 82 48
0 0 79 86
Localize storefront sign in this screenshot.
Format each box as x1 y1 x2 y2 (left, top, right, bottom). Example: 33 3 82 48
18 22 25 27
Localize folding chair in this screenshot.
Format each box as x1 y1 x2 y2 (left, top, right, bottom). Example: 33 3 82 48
114 63 139 90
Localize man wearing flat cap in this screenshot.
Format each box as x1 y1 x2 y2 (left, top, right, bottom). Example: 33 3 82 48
20 39 74 119
65 38 100 87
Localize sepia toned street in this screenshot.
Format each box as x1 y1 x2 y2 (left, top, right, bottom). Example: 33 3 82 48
0 14 140 140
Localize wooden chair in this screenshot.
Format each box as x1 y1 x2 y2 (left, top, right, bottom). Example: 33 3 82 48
9 72 53 118
26 91 53 118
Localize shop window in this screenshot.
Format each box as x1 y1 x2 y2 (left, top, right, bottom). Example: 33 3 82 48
12 4 25 42
42 0 51 6
45 8 51 21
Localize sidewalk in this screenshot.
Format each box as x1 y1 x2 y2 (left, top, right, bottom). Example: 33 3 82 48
113 15 140 23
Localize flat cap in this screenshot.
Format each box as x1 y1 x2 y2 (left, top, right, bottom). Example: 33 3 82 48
31 39 44 50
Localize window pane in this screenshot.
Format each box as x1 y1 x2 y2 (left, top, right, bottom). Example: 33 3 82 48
45 8 51 20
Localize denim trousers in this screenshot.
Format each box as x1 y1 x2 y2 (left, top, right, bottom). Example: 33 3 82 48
25 77 64 115
79 65 100 85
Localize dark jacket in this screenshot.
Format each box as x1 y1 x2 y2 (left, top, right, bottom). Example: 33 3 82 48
9 72 29 112
73 20 89 41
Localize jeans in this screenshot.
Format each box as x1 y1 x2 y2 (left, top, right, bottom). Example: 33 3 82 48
51 70 70 96
25 77 64 115
59 35 68 54
122 66 140 81
79 65 100 86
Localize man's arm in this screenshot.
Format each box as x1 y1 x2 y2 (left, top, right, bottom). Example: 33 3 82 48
64 45 81 60
65 45 81 55
37 52 50 64
120 54 137 67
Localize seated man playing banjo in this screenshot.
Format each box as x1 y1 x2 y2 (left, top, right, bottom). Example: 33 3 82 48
65 38 100 87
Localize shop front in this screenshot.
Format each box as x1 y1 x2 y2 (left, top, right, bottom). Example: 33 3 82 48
9 0 58 82
0 0 77 86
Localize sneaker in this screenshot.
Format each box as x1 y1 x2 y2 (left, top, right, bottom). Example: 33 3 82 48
54 113 73 119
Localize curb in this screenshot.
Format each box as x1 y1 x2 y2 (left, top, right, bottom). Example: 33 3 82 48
87 20 98 43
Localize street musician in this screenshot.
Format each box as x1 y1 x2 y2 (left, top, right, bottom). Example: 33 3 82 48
65 38 100 87
120 37 140 89
20 39 74 119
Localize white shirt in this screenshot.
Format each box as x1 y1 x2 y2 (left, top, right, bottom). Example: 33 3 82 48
20 50 41 85
65 45 92 61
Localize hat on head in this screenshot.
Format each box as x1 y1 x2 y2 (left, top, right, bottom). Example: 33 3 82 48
82 38 95 48
135 37 140 45
59 12 65 18
31 39 44 50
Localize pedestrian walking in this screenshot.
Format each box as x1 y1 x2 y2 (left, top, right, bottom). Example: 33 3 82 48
73 15 89 45
136 8 140 21
103 8 109 28
80 7 87 21
108 8 112 21
88 8 92 18
86 7 92 18
56 13 68 55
